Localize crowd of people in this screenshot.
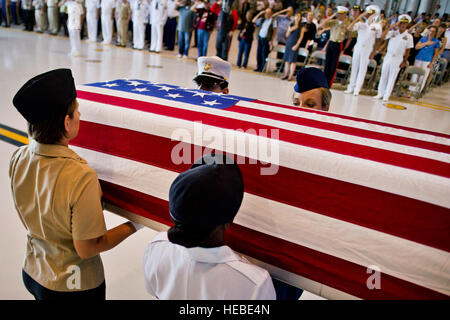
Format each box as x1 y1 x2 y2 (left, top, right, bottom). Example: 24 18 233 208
1 0 449 100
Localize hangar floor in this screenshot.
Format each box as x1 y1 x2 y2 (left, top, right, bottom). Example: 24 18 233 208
0 26 448 300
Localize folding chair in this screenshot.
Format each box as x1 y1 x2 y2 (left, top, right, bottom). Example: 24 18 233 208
295 48 309 68
263 45 285 75
305 50 326 70
335 54 352 86
433 58 447 86
394 66 427 99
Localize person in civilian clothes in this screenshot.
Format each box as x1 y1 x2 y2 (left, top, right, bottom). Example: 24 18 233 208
281 12 304 81
132 0 149 50
115 0 131 47
58 0 69 36
236 10 255 68
143 153 276 300
318 6 352 87
211 0 238 61
374 15 413 102
408 25 441 95
149 0 168 53
175 0 195 58
344 5 382 96
253 7 275 72
1 0 11 27
47 0 60 34
66 0 83 56
85 0 99 41
10 69 143 300
22 0 34 31
163 0 178 50
33 0 47 33
192 0 216 58
100 0 115 44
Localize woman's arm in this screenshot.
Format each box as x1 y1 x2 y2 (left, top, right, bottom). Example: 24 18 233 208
73 222 138 259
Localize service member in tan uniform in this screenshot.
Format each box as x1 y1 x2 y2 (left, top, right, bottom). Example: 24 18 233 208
318 6 352 87
115 0 131 47
9 69 143 300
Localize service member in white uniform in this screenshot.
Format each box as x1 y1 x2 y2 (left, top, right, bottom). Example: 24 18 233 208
374 14 413 102
67 0 84 56
85 0 100 42
344 5 382 96
100 0 115 44
143 154 276 300
149 0 168 52
33 0 48 32
131 0 149 49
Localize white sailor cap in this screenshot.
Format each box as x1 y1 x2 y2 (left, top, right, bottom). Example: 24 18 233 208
366 5 380 16
194 56 232 83
337 6 349 14
398 14 412 23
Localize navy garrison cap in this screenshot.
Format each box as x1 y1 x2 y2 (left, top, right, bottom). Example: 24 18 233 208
169 153 244 228
13 69 77 124
294 67 329 93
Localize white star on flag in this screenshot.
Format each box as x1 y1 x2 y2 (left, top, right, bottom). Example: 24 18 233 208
156 85 174 92
202 100 221 106
103 83 119 87
166 93 183 99
192 91 209 98
133 87 149 92
127 80 144 86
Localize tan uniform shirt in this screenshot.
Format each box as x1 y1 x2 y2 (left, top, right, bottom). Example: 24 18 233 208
9 139 107 291
326 18 351 43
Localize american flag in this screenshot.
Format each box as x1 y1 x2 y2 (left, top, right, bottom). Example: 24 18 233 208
70 79 450 299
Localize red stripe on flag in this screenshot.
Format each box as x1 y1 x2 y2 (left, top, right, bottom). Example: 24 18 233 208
254 99 450 140
226 105 450 154
76 90 450 178
70 121 450 252
100 180 449 300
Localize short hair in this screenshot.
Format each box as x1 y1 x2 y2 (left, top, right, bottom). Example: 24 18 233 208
320 87 332 108
28 99 77 144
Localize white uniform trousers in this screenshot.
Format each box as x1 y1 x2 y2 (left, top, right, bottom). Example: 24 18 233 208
47 6 59 34
377 54 402 100
133 21 146 49
150 23 164 52
409 59 431 93
101 15 113 44
68 28 81 55
86 12 98 42
347 46 371 95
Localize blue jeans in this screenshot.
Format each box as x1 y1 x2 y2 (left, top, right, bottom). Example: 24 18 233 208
216 31 230 60
178 30 192 56
237 39 252 68
256 36 270 72
197 29 210 57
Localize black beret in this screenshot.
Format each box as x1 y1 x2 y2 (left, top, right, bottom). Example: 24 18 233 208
169 153 244 228
294 67 329 93
13 69 77 124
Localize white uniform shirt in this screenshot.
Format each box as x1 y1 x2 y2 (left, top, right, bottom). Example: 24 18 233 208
353 21 382 50
166 0 178 18
385 30 414 58
143 232 276 300
149 0 167 25
86 0 100 13
101 0 116 16
67 1 84 29
131 0 149 23
445 29 450 50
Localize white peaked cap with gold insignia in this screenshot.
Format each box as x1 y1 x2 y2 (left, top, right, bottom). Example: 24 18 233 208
399 14 412 23
337 6 349 14
196 56 232 82
366 5 380 17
